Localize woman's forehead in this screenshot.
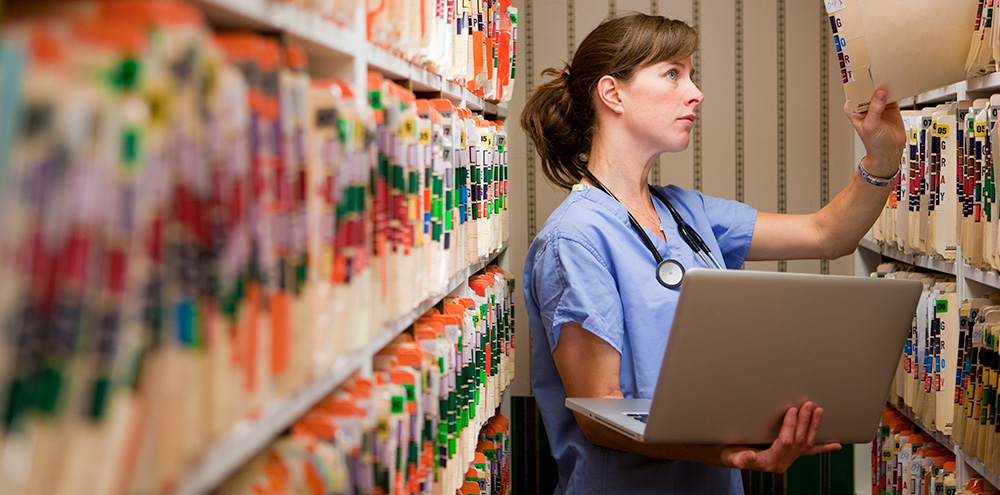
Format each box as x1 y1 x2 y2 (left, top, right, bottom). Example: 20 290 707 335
641 58 695 76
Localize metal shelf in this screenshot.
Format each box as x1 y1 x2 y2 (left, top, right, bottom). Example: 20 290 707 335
892 404 1000 490
966 72 1000 96
859 237 1000 290
914 82 964 106
856 238 958 276
176 242 508 495
898 96 917 108
895 72 1000 108
964 263 1000 289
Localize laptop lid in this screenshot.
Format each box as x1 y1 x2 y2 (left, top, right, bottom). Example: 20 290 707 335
566 269 923 444
638 269 923 445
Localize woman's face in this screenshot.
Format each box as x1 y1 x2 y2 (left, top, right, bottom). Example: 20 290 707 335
619 57 703 154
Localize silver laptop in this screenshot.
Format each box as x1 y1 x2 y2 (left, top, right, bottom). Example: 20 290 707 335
565 268 923 445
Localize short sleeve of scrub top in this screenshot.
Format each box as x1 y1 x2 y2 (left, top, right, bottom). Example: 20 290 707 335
524 184 758 495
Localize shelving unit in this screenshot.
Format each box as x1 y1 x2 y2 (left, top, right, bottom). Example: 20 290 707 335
854 60 1000 491
167 3 514 494
0 1 515 493
178 244 508 495
856 238 1000 489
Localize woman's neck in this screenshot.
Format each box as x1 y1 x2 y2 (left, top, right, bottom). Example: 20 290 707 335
585 139 659 205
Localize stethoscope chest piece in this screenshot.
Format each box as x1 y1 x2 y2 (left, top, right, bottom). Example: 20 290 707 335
656 259 685 288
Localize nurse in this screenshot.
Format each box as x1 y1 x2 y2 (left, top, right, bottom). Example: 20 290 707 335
520 13 905 495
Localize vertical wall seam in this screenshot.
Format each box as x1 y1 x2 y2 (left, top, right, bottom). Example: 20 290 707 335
777 0 787 273
568 0 576 61
735 0 744 202
820 5 831 275
526 0 537 241
650 0 661 185
609 0 616 15
693 0 703 191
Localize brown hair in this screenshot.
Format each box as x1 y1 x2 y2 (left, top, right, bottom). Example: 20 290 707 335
520 13 699 190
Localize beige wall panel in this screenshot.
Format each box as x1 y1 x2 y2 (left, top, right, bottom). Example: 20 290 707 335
532 0 573 231
744 260 778 270
534 0 570 70
699 0 737 202
660 150 694 189
656 0 693 21
784 0 822 275
787 259 820 274
508 0 532 396
616 0 652 15
574 0 611 56
742 2 778 214
741 1 778 273
512 0 575 395
786 0 821 216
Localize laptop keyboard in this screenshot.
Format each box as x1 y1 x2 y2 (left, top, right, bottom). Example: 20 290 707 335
625 413 648 424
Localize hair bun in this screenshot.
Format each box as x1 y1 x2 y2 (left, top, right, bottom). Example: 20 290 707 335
540 64 572 87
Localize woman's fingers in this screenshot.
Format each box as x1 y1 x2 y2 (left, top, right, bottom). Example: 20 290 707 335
841 89 905 171
862 90 888 133
806 405 824 446
806 442 843 457
777 406 798 447
793 402 814 445
726 402 838 473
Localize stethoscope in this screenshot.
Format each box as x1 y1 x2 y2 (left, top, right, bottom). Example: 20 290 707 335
581 169 725 288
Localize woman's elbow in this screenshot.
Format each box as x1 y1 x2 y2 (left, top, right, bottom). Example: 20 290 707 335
826 241 858 260
572 412 618 449
811 228 859 260
810 243 855 261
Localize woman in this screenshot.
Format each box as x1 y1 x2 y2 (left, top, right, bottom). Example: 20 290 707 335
520 13 904 494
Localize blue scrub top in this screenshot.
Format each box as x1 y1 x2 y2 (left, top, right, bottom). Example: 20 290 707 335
524 184 758 495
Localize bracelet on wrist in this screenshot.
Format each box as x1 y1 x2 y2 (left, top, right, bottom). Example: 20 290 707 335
857 159 898 187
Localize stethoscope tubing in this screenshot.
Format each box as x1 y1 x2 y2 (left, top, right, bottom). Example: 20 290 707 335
581 169 725 286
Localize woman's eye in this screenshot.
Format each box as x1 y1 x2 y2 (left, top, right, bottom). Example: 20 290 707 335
666 70 678 80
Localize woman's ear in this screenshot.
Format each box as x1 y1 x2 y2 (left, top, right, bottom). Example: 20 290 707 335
596 74 624 114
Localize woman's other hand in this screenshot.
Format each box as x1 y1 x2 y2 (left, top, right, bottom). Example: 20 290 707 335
721 401 842 474
845 88 906 177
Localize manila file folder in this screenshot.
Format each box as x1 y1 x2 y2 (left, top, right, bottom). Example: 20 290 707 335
826 0 978 113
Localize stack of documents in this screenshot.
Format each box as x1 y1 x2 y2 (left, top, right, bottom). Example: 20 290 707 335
966 0 1000 76
367 74 510 322
872 406 993 495
866 97 1000 273
218 267 516 495
874 267 958 434
367 0 518 102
